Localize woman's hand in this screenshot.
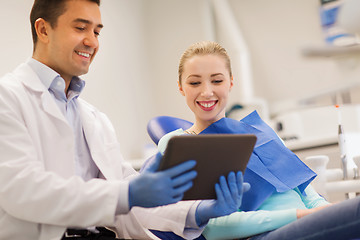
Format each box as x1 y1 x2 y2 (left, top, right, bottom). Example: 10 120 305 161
296 204 332 219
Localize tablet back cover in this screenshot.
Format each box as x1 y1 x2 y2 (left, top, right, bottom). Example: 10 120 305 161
159 134 256 200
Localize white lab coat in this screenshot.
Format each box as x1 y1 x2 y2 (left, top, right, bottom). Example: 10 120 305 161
0 62 202 240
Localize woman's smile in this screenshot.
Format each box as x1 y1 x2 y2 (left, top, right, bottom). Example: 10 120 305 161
197 100 218 111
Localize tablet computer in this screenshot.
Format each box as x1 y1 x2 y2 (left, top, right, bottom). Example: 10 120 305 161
158 134 257 200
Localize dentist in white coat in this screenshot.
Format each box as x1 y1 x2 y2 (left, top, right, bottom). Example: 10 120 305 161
0 0 247 240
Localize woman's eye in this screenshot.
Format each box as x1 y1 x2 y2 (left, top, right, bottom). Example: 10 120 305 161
76 27 85 31
190 82 200 86
94 31 100 37
212 80 223 84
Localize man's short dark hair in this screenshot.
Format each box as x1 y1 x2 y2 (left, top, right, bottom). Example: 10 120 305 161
30 0 101 47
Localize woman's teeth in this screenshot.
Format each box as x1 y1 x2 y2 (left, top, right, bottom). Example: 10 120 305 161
199 102 215 108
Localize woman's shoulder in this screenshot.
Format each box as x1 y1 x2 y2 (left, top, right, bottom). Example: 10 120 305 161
158 128 186 154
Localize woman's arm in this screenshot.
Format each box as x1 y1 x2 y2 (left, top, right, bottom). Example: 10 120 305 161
157 129 185 153
203 185 331 239
296 205 330 219
297 185 330 209
296 185 331 218
202 209 297 240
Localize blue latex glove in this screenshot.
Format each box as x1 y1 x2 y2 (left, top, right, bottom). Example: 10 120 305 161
195 171 250 226
129 152 197 209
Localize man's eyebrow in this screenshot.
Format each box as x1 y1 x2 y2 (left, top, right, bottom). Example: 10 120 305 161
73 18 104 28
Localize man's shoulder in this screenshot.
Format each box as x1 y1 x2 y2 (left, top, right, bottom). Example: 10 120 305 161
0 64 38 110
77 98 115 131
0 62 34 87
77 98 99 112
77 98 107 119
0 69 20 86
0 64 30 97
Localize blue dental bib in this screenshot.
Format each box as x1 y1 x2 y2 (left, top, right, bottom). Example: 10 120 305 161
200 111 316 211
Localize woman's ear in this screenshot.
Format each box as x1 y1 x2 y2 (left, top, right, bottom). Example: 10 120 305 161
229 76 234 91
34 18 50 44
178 80 185 96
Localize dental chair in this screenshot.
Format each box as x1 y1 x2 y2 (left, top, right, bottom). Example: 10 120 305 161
147 115 193 145
140 116 193 172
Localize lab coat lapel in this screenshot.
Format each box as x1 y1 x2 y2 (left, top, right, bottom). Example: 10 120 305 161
78 102 96 149
40 93 69 124
12 63 75 177
17 63 68 124
78 101 120 180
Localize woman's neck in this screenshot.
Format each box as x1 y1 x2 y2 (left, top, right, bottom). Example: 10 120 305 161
187 118 223 134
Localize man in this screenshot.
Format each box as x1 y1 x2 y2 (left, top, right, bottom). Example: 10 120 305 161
0 0 247 239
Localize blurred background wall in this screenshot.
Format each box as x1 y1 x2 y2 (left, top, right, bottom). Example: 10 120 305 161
2 0 360 162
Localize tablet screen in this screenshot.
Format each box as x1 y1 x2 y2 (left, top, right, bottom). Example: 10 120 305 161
159 134 257 200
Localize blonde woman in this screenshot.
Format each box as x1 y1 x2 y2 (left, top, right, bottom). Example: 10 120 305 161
157 41 360 240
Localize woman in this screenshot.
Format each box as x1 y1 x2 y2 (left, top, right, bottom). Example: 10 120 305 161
158 41 360 240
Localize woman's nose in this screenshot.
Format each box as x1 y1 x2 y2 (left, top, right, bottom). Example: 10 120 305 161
200 84 214 97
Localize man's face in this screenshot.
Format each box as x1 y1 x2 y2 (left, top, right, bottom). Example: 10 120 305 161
44 0 103 82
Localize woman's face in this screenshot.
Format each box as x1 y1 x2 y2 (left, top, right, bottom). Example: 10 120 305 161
179 54 233 126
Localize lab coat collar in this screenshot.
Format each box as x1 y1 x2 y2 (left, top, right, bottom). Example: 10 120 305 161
16 60 69 125
14 61 122 181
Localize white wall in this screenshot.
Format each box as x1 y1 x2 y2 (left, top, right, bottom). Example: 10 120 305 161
142 0 360 119
82 0 155 160
0 1 33 73
227 0 360 114
142 0 214 123
2 0 360 161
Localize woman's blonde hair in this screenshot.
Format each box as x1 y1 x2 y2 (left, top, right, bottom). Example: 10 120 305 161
178 41 232 85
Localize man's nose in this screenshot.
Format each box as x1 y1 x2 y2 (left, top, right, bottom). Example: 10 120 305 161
83 32 99 49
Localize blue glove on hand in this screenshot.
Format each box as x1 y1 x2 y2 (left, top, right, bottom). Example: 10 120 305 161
195 171 250 226
129 152 197 209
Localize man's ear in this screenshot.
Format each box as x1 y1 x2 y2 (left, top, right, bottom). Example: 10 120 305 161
178 80 185 96
34 18 50 44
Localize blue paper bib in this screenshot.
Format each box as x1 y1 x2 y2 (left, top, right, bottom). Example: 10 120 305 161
200 111 316 211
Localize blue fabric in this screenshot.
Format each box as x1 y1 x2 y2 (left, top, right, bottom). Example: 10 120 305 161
200 111 316 211
150 230 206 240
